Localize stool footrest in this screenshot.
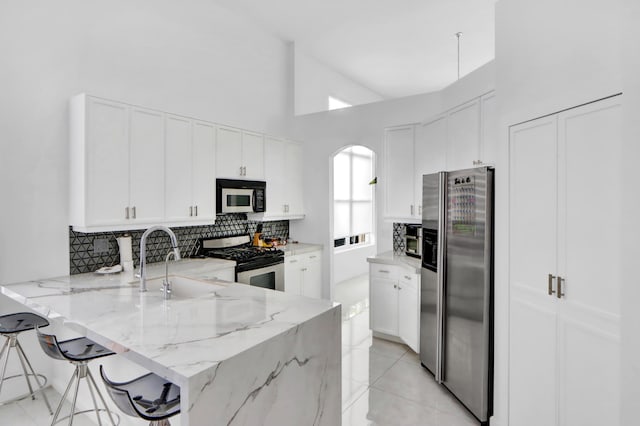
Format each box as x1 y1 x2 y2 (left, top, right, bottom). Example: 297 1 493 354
51 408 120 425
0 373 48 406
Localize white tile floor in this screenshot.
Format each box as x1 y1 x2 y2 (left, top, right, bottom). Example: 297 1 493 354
0 276 479 425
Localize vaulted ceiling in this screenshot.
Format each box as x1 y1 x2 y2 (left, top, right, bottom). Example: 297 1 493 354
212 0 497 99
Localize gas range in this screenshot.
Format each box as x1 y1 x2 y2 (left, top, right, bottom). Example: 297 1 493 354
195 235 284 273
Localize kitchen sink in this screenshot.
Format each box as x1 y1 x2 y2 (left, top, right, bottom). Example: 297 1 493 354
133 275 226 299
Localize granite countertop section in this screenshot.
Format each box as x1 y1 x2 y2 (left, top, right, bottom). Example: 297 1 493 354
367 250 421 274
280 242 323 256
0 258 339 388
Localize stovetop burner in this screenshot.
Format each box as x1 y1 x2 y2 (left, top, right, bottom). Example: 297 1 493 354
195 235 284 265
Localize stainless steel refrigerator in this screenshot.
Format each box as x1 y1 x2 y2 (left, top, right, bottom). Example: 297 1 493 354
420 167 494 424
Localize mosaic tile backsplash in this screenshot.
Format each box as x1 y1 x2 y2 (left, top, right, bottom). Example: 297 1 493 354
393 222 406 254
69 214 289 274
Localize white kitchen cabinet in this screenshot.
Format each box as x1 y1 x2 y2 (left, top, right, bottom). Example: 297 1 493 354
509 96 622 426
446 99 481 171
71 95 167 231
479 92 498 166
414 116 447 216
383 125 416 220
284 250 322 298
215 126 264 180
261 137 305 220
369 263 420 350
165 115 216 223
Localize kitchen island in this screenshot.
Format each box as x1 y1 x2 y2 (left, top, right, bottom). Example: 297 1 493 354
0 259 341 425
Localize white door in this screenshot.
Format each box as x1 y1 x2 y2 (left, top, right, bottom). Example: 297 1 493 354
415 116 446 214
216 126 242 178
264 137 287 216
509 115 559 426
303 252 322 299
286 141 304 216
370 277 398 336
480 93 498 165
556 97 622 426
384 125 415 219
129 107 165 224
398 273 419 353
192 120 216 220
284 256 303 295
447 100 480 170
85 97 130 226
241 131 264 180
165 114 193 222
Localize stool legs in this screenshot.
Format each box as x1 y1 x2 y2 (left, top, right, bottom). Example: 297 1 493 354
50 361 118 426
0 333 53 414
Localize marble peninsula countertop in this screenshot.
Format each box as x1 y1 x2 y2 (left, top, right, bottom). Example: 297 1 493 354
280 242 323 256
0 258 342 425
367 250 422 274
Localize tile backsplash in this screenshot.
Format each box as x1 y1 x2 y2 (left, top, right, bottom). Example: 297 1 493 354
69 214 289 275
392 222 405 254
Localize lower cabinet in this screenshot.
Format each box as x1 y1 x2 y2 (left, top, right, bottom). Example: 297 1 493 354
284 250 322 299
369 263 420 353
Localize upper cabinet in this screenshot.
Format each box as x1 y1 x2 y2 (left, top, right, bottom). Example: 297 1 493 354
70 94 216 232
215 126 264 180
383 125 416 221
383 91 496 222
259 137 305 220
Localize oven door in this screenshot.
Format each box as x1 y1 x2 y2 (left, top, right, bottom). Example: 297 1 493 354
237 261 284 291
221 188 254 213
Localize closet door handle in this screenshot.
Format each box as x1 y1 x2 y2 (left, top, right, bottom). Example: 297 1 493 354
190 206 193 217
132 206 137 219
410 205 415 216
557 276 565 299
125 207 130 220
548 274 556 295
194 205 198 216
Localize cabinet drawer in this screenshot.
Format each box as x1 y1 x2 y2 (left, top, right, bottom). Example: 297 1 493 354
370 263 399 280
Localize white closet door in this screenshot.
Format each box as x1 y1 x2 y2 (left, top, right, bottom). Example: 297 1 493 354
415 116 446 213
446 100 480 170
509 115 559 426
165 114 193 222
216 126 242 178
556 96 622 426
241 131 265 180
384 125 415 219
192 120 216 220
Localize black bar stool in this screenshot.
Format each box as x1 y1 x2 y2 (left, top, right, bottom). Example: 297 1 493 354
100 365 180 426
0 312 53 413
36 327 119 425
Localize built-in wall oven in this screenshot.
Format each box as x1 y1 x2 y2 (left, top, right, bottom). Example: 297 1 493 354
196 235 284 291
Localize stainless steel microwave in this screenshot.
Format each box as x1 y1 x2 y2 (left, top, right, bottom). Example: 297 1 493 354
405 224 422 258
216 179 266 214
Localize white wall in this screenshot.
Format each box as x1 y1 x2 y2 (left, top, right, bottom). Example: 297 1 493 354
294 46 384 116
0 0 292 284
494 1 623 424
621 0 640 424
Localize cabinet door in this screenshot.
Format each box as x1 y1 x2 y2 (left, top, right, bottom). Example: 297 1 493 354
129 107 165 224
302 251 322 299
286 141 304 216
384 125 415 219
284 255 303 295
192 120 216 220
165 114 193 222
509 115 559 426
398 273 419 353
264 137 287 216
370 277 399 336
480 92 497 165
241 131 264 180
447 100 480 170
85 97 130 226
216 126 242 178
556 97 622 426
415 116 446 214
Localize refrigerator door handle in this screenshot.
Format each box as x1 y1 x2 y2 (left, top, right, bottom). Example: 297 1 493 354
548 274 556 295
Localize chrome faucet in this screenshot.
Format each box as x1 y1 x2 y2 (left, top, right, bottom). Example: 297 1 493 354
162 251 177 300
139 225 181 292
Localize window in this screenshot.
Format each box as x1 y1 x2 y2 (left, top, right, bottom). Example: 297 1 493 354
328 96 352 110
333 146 374 249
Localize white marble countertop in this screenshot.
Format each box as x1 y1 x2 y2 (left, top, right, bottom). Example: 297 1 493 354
367 250 422 274
0 258 339 388
280 242 323 256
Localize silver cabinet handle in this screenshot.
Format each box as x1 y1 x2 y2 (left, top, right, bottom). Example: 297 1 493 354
393 284 397 288
289 259 298 263
242 166 247 176
410 205 414 216
301 267 307 272
418 206 422 215
239 166 243 176
557 276 565 299
379 270 390 273
309 255 317 259
190 206 193 217
194 205 198 216
398 286 402 290
125 207 130 219
132 206 136 219
548 274 556 295
404 275 411 280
